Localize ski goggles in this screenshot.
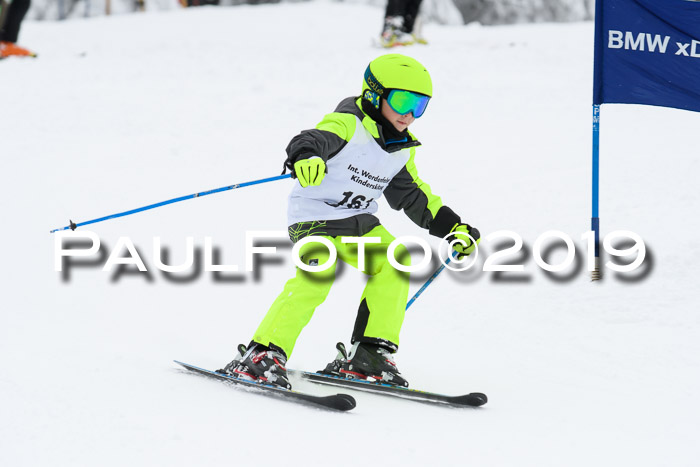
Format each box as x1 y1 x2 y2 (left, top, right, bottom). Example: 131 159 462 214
386 89 431 118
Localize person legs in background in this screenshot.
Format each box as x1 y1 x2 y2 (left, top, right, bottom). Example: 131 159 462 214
381 0 414 47
403 0 428 44
380 0 426 48
0 0 36 59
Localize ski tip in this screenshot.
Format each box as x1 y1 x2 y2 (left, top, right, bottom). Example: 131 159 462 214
174 360 194 370
463 392 488 407
329 393 357 411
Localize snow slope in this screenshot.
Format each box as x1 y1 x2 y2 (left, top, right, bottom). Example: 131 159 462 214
2 2 700 466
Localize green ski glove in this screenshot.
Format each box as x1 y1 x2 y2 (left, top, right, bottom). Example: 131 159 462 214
294 157 326 188
449 223 481 259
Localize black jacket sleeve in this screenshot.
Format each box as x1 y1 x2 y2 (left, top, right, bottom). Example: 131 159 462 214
384 151 461 238
284 108 358 174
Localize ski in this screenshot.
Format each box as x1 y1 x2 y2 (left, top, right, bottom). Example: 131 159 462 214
371 36 412 49
292 370 487 408
174 360 356 412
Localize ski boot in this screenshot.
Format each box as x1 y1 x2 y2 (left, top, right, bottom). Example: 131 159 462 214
321 342 409 387
217 343 247 375
0 41 37 59
411 16 428 45
319 342 350 376
218 343 291 389
411 32 428 45
380 16 414 48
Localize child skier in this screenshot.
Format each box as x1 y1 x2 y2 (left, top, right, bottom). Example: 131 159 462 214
218 54 480 389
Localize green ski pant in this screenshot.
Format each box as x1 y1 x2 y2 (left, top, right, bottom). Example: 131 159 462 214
252 225 410 358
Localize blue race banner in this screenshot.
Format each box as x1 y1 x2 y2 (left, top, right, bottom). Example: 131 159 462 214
593 0 700 112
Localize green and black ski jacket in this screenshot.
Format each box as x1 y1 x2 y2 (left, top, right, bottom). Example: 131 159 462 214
284 96 461 243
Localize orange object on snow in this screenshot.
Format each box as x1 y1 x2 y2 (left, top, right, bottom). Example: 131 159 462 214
0 41 37 59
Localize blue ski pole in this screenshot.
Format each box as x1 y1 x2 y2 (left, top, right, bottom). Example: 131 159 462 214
406 252 457 310
50 173 292 233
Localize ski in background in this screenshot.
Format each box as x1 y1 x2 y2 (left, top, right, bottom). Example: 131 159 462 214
174 360 356 412
178 0 220 7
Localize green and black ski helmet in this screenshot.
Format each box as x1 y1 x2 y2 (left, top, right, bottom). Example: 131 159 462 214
362 54 433 110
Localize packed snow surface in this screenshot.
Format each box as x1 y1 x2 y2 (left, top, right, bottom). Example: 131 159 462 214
2 2 699 466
